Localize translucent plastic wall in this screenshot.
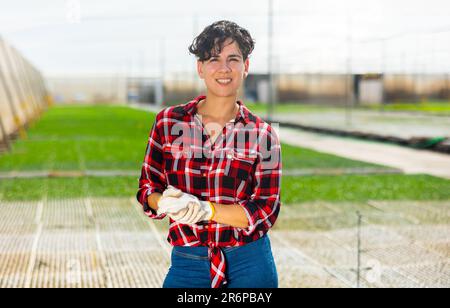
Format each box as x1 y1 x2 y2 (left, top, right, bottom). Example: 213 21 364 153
0 36 50 148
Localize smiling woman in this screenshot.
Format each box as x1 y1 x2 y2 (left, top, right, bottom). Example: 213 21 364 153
189 20 253 103
136 20 281 289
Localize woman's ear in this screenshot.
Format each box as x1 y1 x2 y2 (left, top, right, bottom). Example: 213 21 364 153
243 58 250 79
197 60 204 79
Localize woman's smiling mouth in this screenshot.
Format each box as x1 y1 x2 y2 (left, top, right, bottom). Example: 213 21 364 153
216 78 232 85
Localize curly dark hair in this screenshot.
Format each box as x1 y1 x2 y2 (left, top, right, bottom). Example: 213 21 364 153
188 20 255 62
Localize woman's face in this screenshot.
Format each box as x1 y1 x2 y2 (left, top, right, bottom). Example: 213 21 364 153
197 38 249 98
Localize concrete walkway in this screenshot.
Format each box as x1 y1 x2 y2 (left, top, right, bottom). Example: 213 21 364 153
279 127 450 180
270 110 450 139
128 102 163 114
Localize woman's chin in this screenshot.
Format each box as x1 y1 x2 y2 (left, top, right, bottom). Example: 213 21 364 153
208 89 239 98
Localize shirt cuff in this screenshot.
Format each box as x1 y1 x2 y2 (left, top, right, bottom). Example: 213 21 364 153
141 187 166 220
237 199 259 236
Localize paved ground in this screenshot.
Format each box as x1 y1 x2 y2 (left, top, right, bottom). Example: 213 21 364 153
270 110 450 139
279 128 450 180
0 196 448 288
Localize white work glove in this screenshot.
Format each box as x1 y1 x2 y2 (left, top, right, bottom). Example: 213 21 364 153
156 186 185 215
168 202 207 224
157 186 215 224
157 186 198 215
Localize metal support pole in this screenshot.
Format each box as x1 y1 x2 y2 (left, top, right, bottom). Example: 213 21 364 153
267 0 275 121
381 39 387 112
356 211 362 288
345 15 353 127
158 38 165 106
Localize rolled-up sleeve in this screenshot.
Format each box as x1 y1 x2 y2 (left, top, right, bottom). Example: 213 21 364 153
136 119 167 219
238 125 282 236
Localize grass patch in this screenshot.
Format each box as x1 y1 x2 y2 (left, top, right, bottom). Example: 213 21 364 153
245 101 450 116
282 174 450 203
1 174 448 202
0 105 154 172
245 102 336 114
281 143 384 170
366 101 450 115
0 177 138 201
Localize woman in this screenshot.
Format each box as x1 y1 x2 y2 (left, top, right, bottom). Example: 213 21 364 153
137 20 282 288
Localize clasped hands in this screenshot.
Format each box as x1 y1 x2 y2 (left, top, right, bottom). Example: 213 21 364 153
157 186 215 224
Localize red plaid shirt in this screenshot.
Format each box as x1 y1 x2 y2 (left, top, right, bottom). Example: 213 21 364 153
137 95 282 288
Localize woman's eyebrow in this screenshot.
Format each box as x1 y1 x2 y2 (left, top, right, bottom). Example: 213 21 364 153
209 54 242 60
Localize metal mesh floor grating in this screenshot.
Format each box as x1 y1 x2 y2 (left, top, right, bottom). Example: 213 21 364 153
0 197 448 288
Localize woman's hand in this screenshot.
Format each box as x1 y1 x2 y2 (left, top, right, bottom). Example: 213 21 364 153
157 186 213 224
168 202 207 224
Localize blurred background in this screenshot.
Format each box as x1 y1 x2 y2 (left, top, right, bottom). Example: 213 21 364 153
0 0 449 288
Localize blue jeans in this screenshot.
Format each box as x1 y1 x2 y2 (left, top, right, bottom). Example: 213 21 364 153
163 234 278 288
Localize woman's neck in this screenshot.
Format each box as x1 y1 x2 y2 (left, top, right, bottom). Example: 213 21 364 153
197 93 239 121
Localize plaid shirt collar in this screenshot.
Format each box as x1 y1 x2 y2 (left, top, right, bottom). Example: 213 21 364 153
174 95 252 125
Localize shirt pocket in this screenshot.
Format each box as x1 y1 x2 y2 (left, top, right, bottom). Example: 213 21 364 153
163 144 189 187
223 150 257 201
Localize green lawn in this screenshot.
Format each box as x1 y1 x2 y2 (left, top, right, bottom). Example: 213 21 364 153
282 174 450 203
0 105 154 171
0 176 135 201
1 174 449 203
245 102 336 114
245 101 450 116
366 101 450 115
281 143 384 170
1 104 449 203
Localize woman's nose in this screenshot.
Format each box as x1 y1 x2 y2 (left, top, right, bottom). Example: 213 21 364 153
218 61 232 72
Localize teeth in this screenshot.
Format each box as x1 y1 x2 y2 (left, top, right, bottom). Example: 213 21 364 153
216 79 232 84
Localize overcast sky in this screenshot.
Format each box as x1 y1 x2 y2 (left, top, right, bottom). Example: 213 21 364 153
1 0 449 77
